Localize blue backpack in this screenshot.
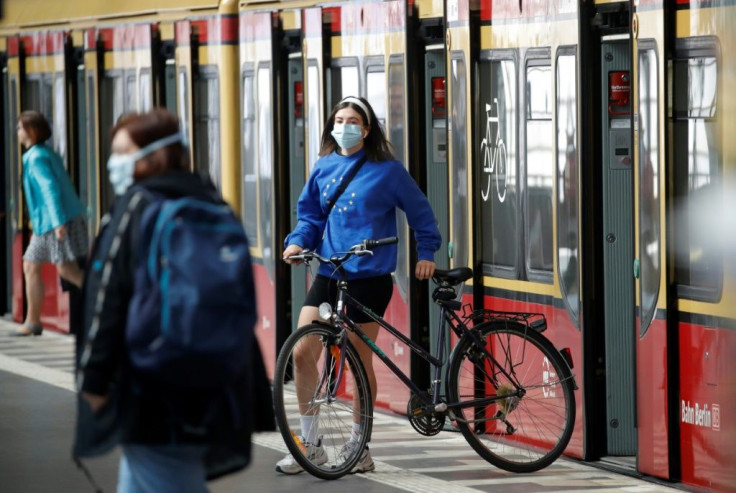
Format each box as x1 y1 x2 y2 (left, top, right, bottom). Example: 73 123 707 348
125 193 256 389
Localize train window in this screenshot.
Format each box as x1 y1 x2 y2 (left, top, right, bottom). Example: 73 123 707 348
556 51 579 327
330 59 359 106
100 72 125 209
673 42 722 301
85 73 98 236
450 53 468 271
306 62 321 171
192 67 220 190
140 69 152 112
638 44 661 333
525 61 553 281
52 74 67 163
241 71 258 247
477 54 518 277
257 65 275 281
178 68 190 143
366 63 386 129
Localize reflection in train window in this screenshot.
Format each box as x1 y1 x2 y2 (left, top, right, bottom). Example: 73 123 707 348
99 72 125 209
525 61 553 280
330 60 359 107
242 71 258 247
140 69 152 112
637 44 660 333
478 56 517 276
556 51 579 326
178 68 190 142
193 67 220 189
673 45 722 300
85 73 98 236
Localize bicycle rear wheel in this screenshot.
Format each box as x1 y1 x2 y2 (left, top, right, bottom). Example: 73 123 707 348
273 323 373 479
447 321 576 473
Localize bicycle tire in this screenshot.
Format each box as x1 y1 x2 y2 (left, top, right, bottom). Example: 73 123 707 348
273 323 373 479
447 320 576 473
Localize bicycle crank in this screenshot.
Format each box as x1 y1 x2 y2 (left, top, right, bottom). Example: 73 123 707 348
407 394 446 436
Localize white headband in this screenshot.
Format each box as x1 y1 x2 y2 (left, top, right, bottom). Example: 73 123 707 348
340 97 371 126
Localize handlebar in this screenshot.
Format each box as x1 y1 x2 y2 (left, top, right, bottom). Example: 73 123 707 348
286 236 398 267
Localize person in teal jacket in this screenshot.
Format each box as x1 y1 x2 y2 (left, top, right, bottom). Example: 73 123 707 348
12 111 87 336
278 96 441 475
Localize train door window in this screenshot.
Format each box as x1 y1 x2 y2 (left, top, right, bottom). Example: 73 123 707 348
52 74 67 163
388 57 405 160
477 53 518 277
178 68 190 142
100 72 125 209
524 57 553 281
556 50 579 326
257 64 275 280
139 69 152 112
306 61 321 171
241 70 258 247
330 59 359 107
22 74 53 126
450 53 468 270
192 66 220 189
386 57 409 302
637 42 661 332
673 40 721 300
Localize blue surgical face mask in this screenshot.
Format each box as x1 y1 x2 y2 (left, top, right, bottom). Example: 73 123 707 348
331 123 364 150
107 133 185 195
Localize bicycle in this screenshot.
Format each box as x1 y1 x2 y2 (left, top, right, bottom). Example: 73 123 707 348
273 237 577 479
480 97 508 203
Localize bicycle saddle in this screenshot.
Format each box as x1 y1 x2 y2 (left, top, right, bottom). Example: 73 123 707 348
433 267 473 286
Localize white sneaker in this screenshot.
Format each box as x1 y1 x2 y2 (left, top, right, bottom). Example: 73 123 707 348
275 437 328 474
337 439 375 473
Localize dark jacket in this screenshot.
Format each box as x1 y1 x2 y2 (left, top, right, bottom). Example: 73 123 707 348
74 171 274 479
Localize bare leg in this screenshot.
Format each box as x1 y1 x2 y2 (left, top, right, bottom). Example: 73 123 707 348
23 261 44 326
349 322 379 423
57 261 84 288
294 306 322 416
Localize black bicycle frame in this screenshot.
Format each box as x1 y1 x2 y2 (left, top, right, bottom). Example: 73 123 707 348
329 281 525 412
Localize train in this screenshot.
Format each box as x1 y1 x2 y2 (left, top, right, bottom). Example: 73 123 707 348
0 0 733 491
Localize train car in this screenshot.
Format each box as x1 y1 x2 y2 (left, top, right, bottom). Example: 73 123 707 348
0 1 733 490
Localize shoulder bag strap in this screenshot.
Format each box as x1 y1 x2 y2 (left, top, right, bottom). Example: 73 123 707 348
327 156 367 213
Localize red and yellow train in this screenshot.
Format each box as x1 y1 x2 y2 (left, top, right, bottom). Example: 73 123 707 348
0 1 733 490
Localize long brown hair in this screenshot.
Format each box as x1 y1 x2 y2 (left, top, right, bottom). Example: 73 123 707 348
18 111 52 145
318 96 394 162
110 109 189 177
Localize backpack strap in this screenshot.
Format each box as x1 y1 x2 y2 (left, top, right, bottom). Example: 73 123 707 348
327 155 367 214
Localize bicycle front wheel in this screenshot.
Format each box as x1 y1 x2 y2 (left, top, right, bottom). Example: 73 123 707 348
447 321 576 473
273 323 373 479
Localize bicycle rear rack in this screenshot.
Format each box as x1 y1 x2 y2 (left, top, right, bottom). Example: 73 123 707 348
461 305 548 333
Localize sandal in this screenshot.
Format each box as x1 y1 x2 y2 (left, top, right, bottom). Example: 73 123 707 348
10 324 43 337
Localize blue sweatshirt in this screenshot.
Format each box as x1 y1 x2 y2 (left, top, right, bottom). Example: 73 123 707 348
285 149 441 279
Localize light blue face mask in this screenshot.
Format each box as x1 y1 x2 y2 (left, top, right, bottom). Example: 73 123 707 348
107 133 185 195
331 123 364 150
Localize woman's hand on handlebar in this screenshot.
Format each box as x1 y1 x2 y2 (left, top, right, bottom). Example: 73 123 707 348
415 260 436 281
283 244 304 264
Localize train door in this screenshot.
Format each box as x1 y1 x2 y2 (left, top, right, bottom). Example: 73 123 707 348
600 35 636 459
14 32 72 332
446 1 472 284
1 42 12 316
631 1 672 478
239 9 288 379
97 25 154 213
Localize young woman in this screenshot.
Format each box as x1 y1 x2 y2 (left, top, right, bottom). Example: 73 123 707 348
14 111 87 336
279 96 442 474
74 109 265 492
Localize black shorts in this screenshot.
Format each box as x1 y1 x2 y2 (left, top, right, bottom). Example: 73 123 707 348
304 274 393 323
